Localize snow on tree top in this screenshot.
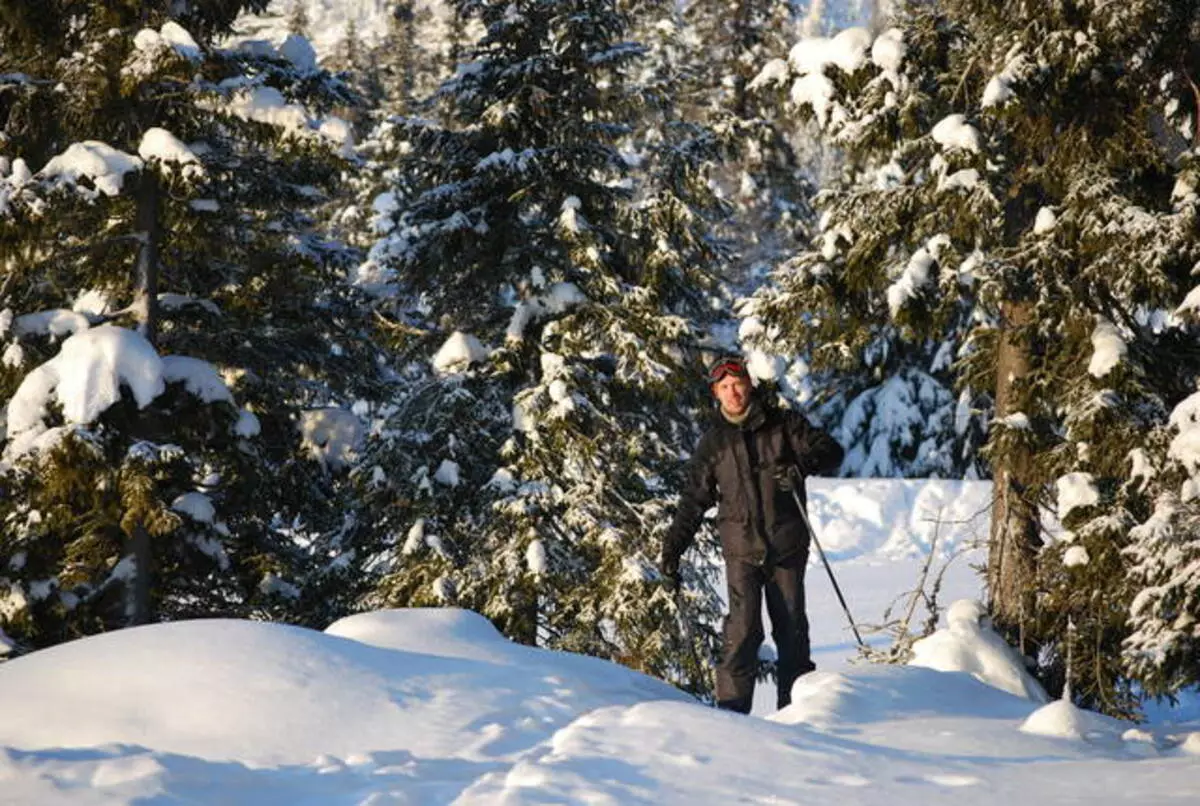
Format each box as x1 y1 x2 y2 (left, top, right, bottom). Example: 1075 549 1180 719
38 141 142 197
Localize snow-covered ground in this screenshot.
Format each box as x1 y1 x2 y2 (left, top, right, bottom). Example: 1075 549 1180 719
3 480 1199 804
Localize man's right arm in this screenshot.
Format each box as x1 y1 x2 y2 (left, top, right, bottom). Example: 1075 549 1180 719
662 435 718 573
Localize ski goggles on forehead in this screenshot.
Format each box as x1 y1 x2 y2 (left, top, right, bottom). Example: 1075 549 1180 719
706 358 749 384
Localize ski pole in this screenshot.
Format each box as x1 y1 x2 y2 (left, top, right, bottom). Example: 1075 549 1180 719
786 466 866 649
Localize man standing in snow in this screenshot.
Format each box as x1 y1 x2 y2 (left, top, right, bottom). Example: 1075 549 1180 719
661 356 843 713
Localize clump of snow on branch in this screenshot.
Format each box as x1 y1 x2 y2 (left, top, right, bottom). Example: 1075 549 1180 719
886 235 950 317
526 539 547 576
1088 320 1126 377
507 282 587 343
299 408 362 470
137 21 202 62
12 310 90 339
1033 206 1058 235
871 28 906 74
38 142 142 197
235 409 261 438
982 51 1031 109
931 115 981 153
138 128 203 179
751 27 901 129
557 196 586 234
434 460 460 487
1057 472 1100 519
3 328 243 462
278 34 318 74
1167 391 1200 499
171 492 215 524
224 86 310 132
788 27 872 76
909 599 1049 702
4 327 165 458
432 331 489 373
161 356 234 403
1063 545 1090 567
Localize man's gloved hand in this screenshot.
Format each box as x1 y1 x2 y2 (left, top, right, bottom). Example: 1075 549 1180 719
772 463 801 491
659 555 681 594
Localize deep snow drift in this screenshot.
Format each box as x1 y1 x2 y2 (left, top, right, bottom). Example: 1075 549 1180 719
2 607 1199 804
3 480 1199 804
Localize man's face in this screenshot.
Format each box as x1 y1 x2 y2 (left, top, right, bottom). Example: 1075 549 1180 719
712 373 752 416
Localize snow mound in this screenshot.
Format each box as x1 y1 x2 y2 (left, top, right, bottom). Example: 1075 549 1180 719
1020 699 1123 744
0 612 686 767
1181 731 1200 755
325 607 514 663
772 664 1035 729
910 599 1049 702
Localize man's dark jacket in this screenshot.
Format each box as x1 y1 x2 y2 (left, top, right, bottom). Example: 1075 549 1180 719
664 399 843 566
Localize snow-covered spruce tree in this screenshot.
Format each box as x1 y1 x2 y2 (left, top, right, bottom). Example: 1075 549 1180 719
743 3 1200 712
0 2 385 648
371 1 463 114
679 0 816 282
356 0 730 696
742 23 985 481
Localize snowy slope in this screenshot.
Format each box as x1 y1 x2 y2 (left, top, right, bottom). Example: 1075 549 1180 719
2 480 1198 804
2 607 1199 804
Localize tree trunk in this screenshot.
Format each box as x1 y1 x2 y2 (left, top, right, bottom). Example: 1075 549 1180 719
124 523 154 626
134 169 160 345
125 168 161 627
988 299 1040 651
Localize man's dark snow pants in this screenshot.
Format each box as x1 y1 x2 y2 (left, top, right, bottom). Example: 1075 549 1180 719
717 553 815 713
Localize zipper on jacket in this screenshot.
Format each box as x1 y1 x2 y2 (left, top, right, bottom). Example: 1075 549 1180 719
739 427 770 561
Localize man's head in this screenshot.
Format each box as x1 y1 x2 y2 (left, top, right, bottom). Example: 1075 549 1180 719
707 356 752 417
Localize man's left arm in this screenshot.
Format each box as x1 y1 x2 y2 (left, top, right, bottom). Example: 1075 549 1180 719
784 411 844 477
